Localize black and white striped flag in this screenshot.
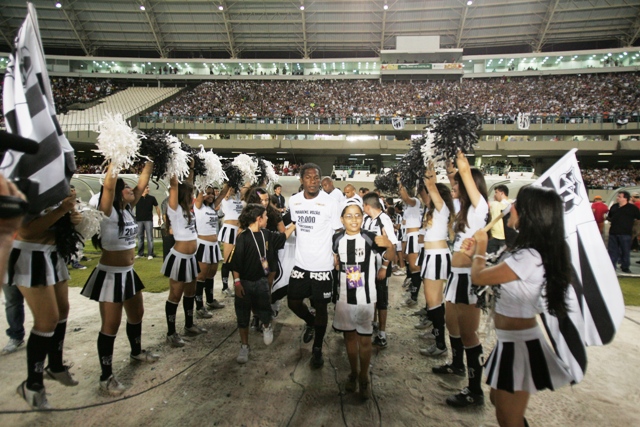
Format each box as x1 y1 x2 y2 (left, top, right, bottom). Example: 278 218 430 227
1 3 76 215
534 148 624 384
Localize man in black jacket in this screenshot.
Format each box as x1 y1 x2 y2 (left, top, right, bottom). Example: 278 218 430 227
608 190 640 273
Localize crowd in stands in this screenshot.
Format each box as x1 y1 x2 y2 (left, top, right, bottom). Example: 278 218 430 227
582 167 640 189
146 72 640 122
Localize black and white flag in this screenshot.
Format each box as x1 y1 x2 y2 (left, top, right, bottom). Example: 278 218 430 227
1 3 76 215
391 117 405 130
534 149 624 384
517 112 530 130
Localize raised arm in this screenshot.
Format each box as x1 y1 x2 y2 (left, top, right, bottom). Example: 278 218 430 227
131 161 154 208
398 181 417 207
213 183 231 209
455 151 483 208
424 163 444 212
99 163 118 217
194 190 204 209
168 175 179 211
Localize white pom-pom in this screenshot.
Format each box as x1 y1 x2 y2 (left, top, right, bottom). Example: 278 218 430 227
419 130 445 169
165 135 191 182
232 154 259 185
194 146 228 193
263 159 279 189
74 202 105 240
96 113 141 176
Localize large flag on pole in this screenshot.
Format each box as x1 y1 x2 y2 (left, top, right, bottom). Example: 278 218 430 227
1 2 75 214
534 149 624 383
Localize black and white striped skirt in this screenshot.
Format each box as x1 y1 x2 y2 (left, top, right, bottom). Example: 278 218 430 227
6 241 70 288
161 248 200 282
420 248 452 280
195 239 222 264
485 327 573 394
404 232 422 255
444 267 477 305
219 224 238 245
81 263 144 303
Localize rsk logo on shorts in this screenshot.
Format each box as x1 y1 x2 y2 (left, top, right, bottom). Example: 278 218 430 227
310 272 331 281
291 270 305 279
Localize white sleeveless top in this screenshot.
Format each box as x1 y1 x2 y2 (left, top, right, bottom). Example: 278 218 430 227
167 205 197 241
453 198 488 252
403 197 422 228
424 205 450 242
101 208 138 251
194 203 218 236
220 196 244 221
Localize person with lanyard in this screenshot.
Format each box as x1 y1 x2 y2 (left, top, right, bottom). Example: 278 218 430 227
287 163 342 369
229 203 296 363
434 151 489 408
134 185 161 260
218 186 245 297
416 165 455 357
461 185 573 427
161 162 207 347
398 180 423 307
361 192 398 349
193 184 230 320
81 161 159 396
332 202 395 399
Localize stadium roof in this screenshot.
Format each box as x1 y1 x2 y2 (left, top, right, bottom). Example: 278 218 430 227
1 0 639 59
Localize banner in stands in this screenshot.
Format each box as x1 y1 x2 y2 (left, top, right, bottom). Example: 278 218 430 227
381 63 463 71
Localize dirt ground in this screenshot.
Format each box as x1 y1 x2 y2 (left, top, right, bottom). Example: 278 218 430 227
0 275 639 427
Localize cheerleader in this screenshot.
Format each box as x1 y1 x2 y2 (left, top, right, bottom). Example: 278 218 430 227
81 161 158 396
161 165 206 347
417 165 454 357
193 185 229 319
434 151 489 408
217 186 244 297
461 186 572 427
9 190 82 409
398 181 423 307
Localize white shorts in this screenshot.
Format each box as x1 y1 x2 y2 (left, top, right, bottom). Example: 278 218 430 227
195 239 222 264
332 300 375 336
485 327 573 394
161 248 200 282
219 224 238 245
81 263 144 302
444 267 477 305
420 248 452 280
6 241 70 288
405 232 422 255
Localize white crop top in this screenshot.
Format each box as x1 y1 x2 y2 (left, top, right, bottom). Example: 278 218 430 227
220 196 244 221
496 249 545 319
194 203 218 236
167 205 197 241
424 205 451 242
403 198 422 228
453 198 488 252
101 208 138 251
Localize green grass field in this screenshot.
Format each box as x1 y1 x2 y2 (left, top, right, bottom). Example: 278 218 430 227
68 240 640 306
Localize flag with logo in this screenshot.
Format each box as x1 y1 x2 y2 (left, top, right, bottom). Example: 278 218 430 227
534 148 624 383
391 117 405 130
1 2 76 214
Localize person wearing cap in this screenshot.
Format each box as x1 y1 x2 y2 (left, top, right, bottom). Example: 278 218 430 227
591 195 609 235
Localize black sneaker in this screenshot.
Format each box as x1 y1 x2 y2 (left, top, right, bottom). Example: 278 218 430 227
310 347 324 369
432 363 466 377
303 325 314 343
445 387 484 408
372 335 388 348
622 268 632 273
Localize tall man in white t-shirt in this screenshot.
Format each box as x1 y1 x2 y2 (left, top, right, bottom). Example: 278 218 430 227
321 177 346 204
289 164 343 368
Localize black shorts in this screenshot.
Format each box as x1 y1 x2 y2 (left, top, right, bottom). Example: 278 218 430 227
375 277 389 310
287 266 333 304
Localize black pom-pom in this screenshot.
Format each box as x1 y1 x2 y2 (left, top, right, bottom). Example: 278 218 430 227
55 214 84 263
374 168 399 194
138 131 172 186
431 111 482 161
189 146 207 178
223 161 244 191
396 139 426 190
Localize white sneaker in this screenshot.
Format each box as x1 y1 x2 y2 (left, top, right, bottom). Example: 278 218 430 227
183 324 208 336
130 349 160 363
420 344 447 357
414 316 432 329
134 255 142 259
402 298 418 307
222 288 234 298
196 307 213 319
392 270 406 276
2 338 25 354
17 381 51 409
147 255 153 260
99 375 126 396
237 344 250 364
166 333 186 347
263 324 274 345
44 365 79 386
419 331 436 341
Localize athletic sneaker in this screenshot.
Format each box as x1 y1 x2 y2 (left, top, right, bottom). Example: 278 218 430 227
432 363 466 377
402 278 412 288
263 324 274 345
372 335 388 348
207 299 226 310
166 333 186 347
303 325 314 343
71 261 87 270
392 270 406 276
147 255 153 260
344 373 358 393
446 387 485 408
412 308 428 316
418 331 436 341
130 349 160 363
99 375 126 396
237 344 250 364
402 298 418 307
420 344 447 357
2 338 25 353
222 288 234 297
414 316 432 329
372 321 379 336
17 381 50 409
44 365 79 386
183 324 208 336
310 347 324 369
196 307 213 319
134 255 142 259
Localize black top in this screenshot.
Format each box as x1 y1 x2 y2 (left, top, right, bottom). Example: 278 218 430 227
608 203 640 235
274 194 286 210
229 229 287 281
135 195 158 221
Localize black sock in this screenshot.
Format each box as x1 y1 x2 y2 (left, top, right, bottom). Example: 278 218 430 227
465 344 484 394
204 278 214 303
312 325 327 349
26 330 53 389
221 263 230 290
195 281 205 309
97 332 116 381
47 319 67 372
410 272 421 301
429 304 446 349
183 296 195 328
126 322 142 356
450 335 464 369
287 300 315 325
405 264 411 276
166 300 178 336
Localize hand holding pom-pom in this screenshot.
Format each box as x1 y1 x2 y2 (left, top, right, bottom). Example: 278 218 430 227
431 111 482 162
96 113 141 176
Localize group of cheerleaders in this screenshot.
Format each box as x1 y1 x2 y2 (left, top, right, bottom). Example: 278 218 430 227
7 152 574 427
